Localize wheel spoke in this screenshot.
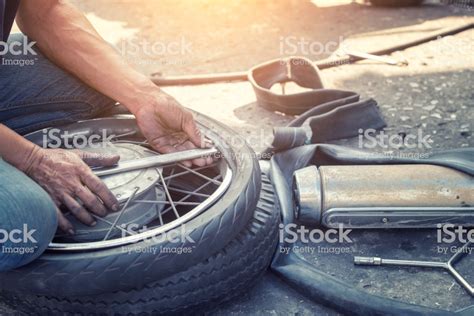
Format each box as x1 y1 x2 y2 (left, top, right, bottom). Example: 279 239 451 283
54 215 134 239
103 187 139 241
166 167 175 187
158 170 180 219
166 186 211 198
157 208 164 226
111 140 148 146
44 118 232 251
163 163 218 181
93 215 133 236
54 214 133 238
134 200 200 206
111 130 137 140
158 174 221 218
177 164 222 185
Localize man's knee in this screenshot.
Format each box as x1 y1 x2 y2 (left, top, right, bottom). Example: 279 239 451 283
0 160 57 271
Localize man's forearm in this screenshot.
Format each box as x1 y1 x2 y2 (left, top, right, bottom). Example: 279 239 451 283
16 0 156 114
0 124 40 172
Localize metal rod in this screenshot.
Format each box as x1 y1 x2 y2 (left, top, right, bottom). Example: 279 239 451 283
103 187 139 241
159 174 221 218
158 170 180 219
380 259 447 269
166 167 175 187
92 214 131 236
163 163 217 181
449 266 474 296
151 23 474 86
344 50 398 65
111 130 137 140
355 257 448 269
93 148 219 177
178 163 222 185
166 186 211 198
134 200 200 206
157 208 164 226
354 241 474 296
448 241 473 265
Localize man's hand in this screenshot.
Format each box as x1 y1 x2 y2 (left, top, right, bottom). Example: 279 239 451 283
134 90 213 167
16 1 213 167
24 148 120 234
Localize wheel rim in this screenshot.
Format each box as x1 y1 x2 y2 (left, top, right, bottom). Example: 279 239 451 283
25 116 234 252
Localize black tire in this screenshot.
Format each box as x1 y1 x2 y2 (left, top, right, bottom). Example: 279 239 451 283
2 174 280 315
370 0 423 6
0 113 261 296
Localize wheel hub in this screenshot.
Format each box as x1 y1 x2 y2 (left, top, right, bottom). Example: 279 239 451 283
66 143 166 242
25 117 232 251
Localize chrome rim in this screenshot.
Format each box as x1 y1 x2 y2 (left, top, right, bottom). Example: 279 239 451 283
25 116 234 252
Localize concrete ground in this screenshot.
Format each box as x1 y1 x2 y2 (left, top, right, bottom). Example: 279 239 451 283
2 0 473 315
68 0 473 154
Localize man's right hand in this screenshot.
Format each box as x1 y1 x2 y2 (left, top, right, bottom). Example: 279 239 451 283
24 148 120 235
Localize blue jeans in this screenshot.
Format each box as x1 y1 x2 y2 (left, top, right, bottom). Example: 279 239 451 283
0 33 116 271
0 158 57 271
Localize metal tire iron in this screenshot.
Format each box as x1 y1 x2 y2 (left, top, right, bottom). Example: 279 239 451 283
64 146 219 241
354 242 474 296
93 147 219 177
292 163 474 296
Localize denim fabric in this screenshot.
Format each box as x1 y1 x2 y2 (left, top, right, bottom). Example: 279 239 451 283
0 33 116 271
0 158 58 271
0 33 116 135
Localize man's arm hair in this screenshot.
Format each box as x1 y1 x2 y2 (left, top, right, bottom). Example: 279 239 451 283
16 0 157 114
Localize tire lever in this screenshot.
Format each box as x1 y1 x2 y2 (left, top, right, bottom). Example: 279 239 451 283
92 147 219 177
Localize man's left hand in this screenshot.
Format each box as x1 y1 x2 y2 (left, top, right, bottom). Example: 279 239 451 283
134 90 213 167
